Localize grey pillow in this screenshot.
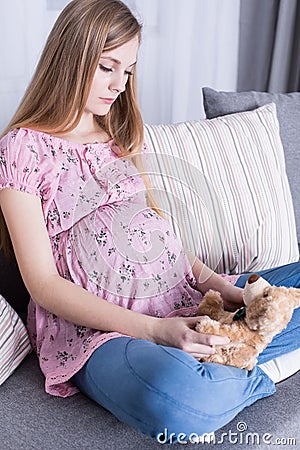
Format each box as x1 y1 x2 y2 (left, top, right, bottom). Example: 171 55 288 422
203 87 300 244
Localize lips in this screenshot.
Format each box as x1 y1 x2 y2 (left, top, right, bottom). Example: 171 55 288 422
100 98 116 105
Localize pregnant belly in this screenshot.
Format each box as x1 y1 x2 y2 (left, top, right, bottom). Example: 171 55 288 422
63 201 193 303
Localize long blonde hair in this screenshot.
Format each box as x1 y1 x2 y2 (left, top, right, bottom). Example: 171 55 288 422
0 0 162 257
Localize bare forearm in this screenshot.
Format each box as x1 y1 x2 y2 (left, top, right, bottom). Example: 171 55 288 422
29 273 230 356
187 251 244 309
187 251 227 293
31 274 157 341
0 189 232 357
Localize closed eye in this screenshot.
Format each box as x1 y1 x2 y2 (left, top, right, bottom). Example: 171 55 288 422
99 64 113 73
125 70 134 76
99 64 133 77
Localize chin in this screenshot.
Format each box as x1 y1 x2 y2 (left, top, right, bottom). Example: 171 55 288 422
96 106 112 116
86 104 112 117
95 112 108 117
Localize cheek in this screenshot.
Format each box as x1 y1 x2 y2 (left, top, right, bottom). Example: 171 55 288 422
88 84 99 102
88 73 107 98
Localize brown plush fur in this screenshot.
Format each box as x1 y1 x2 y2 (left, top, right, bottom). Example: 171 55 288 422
195 279 300 370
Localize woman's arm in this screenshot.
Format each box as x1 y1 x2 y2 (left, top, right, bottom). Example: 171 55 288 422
0 188 229 358
186 250 244 310
0 188 158 336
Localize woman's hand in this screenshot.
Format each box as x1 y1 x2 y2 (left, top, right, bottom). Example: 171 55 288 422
149 316 230 359
221 284 244 311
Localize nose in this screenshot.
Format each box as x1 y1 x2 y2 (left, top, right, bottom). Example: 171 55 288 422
243 274 271 306
109 72 126 94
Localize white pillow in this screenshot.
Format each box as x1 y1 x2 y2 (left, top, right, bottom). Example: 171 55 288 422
144 103 299 274
0 294 31 385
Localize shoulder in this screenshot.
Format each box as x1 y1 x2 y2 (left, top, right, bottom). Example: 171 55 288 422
1 127 36 146
0 128 56 163
0 128 55 195
1 128 42 155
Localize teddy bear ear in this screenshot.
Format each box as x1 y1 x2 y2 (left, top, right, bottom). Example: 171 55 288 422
243 275 271 306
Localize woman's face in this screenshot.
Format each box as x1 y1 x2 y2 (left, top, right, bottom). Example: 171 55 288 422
85 35 139 116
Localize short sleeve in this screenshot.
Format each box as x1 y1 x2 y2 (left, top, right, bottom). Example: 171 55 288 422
0 128 44 197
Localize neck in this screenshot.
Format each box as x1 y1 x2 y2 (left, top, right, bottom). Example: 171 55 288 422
57 114 110 145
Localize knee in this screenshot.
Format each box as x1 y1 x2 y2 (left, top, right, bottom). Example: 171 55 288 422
129 359 220 440
126 346 272 441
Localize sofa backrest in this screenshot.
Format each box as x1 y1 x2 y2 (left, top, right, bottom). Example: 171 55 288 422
144 103 299 276
203 87 300 243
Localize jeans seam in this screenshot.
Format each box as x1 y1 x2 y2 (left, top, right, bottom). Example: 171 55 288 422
160 346 256 382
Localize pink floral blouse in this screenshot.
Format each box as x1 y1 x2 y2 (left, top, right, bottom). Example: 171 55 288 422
0 128 239 397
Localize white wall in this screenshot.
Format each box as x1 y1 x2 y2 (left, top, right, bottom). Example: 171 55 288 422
0 0 61 132
0 0 240 131
127 0 240 123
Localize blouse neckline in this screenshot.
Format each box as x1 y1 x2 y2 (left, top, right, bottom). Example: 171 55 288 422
22 127 115 149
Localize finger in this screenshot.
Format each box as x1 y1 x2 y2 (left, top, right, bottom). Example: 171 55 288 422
190 352 213 359
185 315 210 325
182 341 216 356
192 330 230 346
201 334 230 346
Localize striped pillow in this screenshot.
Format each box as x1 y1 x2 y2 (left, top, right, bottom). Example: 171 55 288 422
144 103 299 274
0 294 31 385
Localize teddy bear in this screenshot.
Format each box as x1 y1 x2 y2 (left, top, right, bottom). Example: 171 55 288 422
195 274 300 370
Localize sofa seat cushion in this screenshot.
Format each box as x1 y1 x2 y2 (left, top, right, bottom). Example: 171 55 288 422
0 352 299 449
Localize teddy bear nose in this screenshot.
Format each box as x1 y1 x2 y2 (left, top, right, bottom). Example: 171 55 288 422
248 274 260 284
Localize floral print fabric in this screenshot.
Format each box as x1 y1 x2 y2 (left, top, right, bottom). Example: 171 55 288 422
0 128 239 397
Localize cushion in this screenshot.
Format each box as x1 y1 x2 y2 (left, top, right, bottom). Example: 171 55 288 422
0 293 31 385
202 87 300 243
144 103 299 275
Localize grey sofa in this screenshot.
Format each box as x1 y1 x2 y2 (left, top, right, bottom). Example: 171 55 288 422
1 89 300 449
1 351 299 449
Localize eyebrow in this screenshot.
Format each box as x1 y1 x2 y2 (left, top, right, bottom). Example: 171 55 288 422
100 56 137 67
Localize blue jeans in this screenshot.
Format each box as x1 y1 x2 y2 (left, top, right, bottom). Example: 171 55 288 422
72 262 300 442
235 261 300 363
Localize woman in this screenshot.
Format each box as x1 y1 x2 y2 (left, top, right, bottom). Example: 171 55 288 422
0 0 299 442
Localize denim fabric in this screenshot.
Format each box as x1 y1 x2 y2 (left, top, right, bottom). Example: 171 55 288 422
72 337 275 442
235 261 300 363
72 261 300 442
